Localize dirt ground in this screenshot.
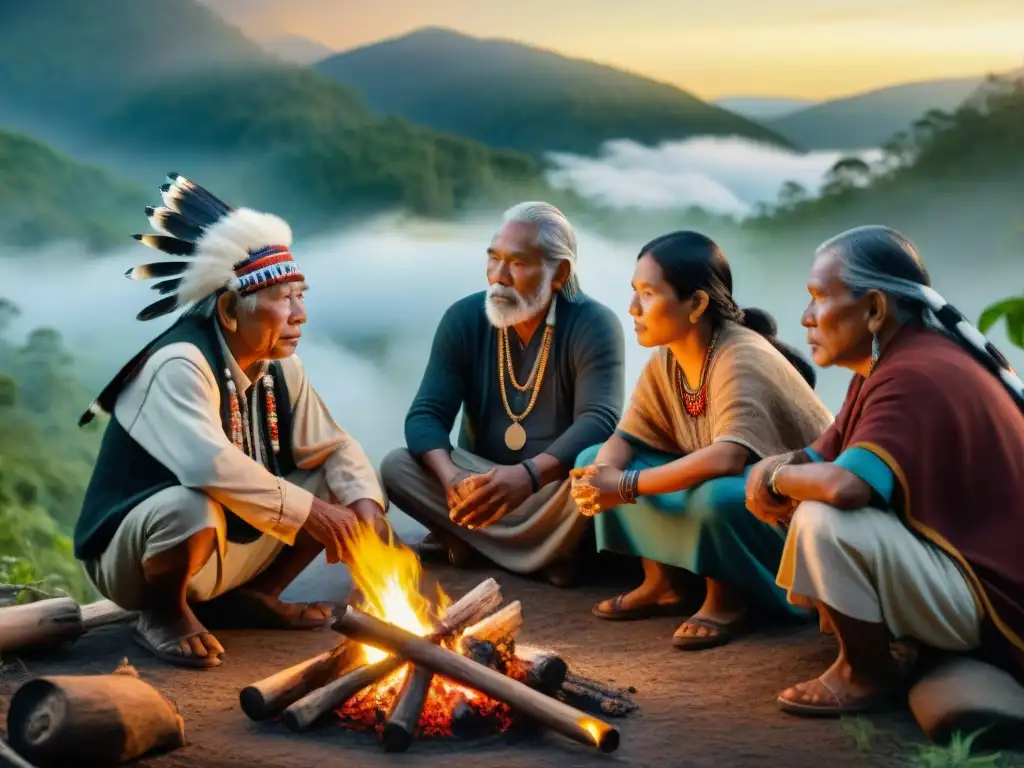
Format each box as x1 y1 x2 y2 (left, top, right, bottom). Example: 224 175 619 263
0 561 964 768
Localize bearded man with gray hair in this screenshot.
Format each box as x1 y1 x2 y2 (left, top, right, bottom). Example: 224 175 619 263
381 202 625 586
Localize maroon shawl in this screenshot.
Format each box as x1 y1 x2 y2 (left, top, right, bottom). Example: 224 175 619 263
811 324 1024 675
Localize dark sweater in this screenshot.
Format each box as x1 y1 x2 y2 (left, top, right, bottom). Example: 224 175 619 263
404 291 625 467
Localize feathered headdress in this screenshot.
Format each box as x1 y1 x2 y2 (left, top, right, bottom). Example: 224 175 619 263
78 175 305 427
126 173 305 321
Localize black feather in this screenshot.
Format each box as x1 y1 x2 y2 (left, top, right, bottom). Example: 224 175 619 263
125 261 189 280
147 207 204 242
133 234 196 256
137 295 179 322
167 173 233 216
151 277 182 295
160 184 228 229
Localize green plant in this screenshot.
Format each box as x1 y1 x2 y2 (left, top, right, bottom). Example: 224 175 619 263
841 716 877 751
979 296 1024 349
910 728 1001 767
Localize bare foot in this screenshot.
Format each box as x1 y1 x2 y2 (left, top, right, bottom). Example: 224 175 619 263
133 606 224 668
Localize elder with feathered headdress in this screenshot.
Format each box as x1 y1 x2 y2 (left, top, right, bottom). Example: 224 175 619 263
73 174 386 669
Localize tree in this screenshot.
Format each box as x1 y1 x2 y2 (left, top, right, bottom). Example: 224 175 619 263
821 156 872 196
979 295 1024 350
776 180 808 210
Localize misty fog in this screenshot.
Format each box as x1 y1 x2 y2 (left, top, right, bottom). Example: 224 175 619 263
2 135 1020 471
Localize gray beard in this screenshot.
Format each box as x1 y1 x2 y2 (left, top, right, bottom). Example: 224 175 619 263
484 279 554 329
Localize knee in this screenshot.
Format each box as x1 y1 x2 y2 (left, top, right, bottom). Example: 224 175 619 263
146 486 222 539
686 476 748 530
380 448 415 490
789 500 852 549
574 443 602 469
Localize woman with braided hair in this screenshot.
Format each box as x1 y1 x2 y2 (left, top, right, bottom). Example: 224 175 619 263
746 225 1024 717
571 231 833 650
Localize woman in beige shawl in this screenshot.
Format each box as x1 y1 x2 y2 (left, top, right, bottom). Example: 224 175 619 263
572 231 833 649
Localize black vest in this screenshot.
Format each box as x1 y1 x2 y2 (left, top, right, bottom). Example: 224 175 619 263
73 314 295 561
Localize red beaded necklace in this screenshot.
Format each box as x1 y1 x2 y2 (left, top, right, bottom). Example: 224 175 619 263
675 330 719 418
224 368 280 456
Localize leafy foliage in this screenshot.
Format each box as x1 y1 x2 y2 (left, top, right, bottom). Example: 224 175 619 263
979 297 1024 350
0 299 100 601
0 129 148 250
315 27 792 157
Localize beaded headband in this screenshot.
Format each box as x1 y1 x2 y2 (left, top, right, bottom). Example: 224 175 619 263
126 173 305 321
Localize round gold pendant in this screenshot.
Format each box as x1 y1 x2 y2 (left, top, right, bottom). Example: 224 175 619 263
504 422 527 451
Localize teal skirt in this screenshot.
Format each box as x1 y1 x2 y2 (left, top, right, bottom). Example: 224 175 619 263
576 442 806 618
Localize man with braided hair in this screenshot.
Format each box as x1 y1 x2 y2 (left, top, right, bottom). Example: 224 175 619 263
74 174 386 668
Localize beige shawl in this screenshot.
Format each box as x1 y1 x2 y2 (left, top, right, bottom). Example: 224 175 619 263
618 322 834 458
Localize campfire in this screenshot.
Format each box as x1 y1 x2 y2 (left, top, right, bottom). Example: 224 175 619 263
239 525 637 753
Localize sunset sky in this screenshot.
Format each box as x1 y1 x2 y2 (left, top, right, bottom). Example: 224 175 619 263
202 0 1024 100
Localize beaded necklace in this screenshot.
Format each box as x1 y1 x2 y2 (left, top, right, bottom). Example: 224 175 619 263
674 329 719 418
224 367 281 458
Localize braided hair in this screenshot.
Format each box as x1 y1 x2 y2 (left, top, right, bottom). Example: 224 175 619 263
640 231 817 388
817 225 1024 411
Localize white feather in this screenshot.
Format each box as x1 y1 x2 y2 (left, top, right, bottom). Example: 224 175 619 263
176 208 293 306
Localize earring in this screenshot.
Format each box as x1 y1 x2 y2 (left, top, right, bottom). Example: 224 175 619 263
869 332 881 374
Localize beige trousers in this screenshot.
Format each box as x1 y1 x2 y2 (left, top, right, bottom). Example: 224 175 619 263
777 501 983 651
380 447 586 574
84 467 332 611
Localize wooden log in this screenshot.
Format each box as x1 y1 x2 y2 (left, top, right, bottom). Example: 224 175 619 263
461 601 522 644
79 600 136 631
282 656 404 732
450 693 484 739
381 665 434 753
239 640 359 721
558 679 639 718
285 578 504 732
564 672 637 700
516 644 569 696
335 606 620 753
0 598 82 654
6 674 186 768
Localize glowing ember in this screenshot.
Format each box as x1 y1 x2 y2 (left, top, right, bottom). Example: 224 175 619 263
338 524 510 738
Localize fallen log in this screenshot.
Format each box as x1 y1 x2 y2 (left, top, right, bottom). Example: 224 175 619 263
558 676 639 718
6 667 186 767
239 640 360 721
284 577 503 732
335 606 620 753
515 644 569 696
381 665 434 753
0 598 136 655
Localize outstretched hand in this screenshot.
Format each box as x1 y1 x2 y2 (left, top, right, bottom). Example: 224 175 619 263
449 465 533 529
304 499 361 564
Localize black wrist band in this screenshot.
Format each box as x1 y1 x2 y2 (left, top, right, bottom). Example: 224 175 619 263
522 459 541 493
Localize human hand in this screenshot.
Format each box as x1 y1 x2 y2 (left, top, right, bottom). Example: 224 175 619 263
569 463 625 516
304 498 361 564
449 465 533 529
745 457 796 526
444 469 487 511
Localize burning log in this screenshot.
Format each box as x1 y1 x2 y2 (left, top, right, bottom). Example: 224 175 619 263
5 660 186 767
462 600 523 644
0 598 135 654
450 693 484 739
381 665 434 753
281 577 503 732
334 606 620 753
239 640 360 721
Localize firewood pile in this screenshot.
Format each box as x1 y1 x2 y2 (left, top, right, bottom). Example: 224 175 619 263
239 578 638 753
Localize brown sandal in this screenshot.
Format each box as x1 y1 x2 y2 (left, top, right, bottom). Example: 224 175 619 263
777 677 897 717
672 615 746 650
592 594 686 621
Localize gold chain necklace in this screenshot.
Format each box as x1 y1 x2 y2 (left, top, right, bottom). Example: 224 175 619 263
504 327 544 392
498 325 554 450
674 329 719 418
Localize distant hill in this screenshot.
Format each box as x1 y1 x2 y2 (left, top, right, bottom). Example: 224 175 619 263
0 1 549 235
748 75 1024 265
713 96 815 120
315 27 793 157
769 75 988 150
260 34 335 65
0 129 147 250
0 0 269 128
